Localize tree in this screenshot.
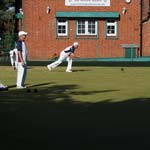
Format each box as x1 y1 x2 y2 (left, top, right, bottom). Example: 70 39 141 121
0 0 22 52
0 0 16 34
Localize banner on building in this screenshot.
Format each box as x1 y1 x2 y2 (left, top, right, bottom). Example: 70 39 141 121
65 0 110 6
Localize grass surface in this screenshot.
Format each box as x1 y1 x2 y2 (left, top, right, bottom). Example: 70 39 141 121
1 66 150 102
1 66 150 149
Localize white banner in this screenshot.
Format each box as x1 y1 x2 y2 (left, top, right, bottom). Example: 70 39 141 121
65 0 110 6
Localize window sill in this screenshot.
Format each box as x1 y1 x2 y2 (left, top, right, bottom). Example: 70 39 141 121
105 36 118 40
56 36 69 39
75 35 99 39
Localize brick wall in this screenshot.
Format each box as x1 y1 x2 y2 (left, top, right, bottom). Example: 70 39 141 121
142 0 150 20
142 22 150 56
142 0 150 56
23 0 141 60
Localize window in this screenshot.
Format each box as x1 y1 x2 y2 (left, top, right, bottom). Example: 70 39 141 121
106 20 117 37
77 20 98 35
57 19 68 36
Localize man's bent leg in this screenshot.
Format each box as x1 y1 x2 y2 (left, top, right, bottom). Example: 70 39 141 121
66 57 72 72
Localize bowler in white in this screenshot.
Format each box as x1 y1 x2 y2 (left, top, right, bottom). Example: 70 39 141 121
47 42 79 72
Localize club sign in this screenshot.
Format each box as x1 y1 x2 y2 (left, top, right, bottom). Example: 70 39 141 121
65 0 110 6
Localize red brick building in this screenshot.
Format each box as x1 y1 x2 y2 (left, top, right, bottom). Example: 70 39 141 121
141 0 150 56
19 0 150 60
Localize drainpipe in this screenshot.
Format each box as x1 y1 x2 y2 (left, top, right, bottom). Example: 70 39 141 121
139 0 143 57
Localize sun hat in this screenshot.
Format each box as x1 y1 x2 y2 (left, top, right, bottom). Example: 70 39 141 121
73 42 79 46
18 31 28 36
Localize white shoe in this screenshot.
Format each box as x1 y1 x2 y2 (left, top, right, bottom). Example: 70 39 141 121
17 86 26 89
0 85 8 91
0 83 7 88
47 65 52 71
66 70 72 72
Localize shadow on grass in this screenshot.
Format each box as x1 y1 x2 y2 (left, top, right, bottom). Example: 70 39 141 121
28 82 55 88
72 69 92 72
0 84 150 150
8 85 16 88
56 69 91 72
8 82 55 89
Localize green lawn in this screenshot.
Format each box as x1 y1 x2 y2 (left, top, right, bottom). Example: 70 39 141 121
1 66 150 149
1 66 150 102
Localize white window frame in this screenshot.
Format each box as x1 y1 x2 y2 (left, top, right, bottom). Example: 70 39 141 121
77 20 98 36
57 19 68 36
106 20 117 37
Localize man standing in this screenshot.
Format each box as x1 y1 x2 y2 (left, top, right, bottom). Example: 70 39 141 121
47 42 79 72
16 31 28 89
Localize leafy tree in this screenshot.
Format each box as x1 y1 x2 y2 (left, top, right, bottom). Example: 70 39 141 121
0 0 16 34
0 0 22 51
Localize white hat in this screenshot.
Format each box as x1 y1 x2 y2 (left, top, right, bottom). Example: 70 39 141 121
73 42 79 46
18 31 28 36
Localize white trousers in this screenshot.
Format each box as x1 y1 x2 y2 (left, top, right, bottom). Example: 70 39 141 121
9 49 18 69
48 51 72 71
66 57 72 71
16 63 27 87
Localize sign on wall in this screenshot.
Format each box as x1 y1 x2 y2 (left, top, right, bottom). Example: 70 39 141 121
65 0 110 6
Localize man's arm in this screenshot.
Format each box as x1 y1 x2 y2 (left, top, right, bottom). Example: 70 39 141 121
17 41 24 66
69 53 80 59
18 51 24 66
